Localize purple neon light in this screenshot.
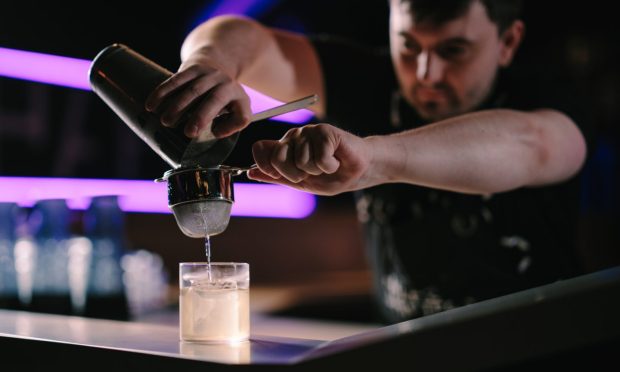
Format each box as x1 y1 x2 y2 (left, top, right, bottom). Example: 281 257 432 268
0 177 316 219
0 46 314 123
201 0 280 18
0 47 92 90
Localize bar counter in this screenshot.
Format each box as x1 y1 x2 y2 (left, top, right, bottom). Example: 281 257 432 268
1 266 619 371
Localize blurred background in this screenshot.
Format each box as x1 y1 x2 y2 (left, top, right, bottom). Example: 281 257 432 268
0 1 618 322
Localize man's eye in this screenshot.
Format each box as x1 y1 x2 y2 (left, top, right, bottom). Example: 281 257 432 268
437 45 468 60
402 40 421 55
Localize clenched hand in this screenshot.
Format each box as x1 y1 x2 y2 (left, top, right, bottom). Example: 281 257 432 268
248 124 376 195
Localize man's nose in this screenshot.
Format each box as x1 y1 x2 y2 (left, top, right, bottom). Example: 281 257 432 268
416 51 444 84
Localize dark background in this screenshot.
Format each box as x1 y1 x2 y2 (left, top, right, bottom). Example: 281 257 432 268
1 1 618 277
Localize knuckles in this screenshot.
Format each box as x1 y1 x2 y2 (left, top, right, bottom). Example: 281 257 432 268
237 112 252 126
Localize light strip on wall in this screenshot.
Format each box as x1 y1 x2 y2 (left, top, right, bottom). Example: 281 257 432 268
0 46 314 123
200 0 280 18
0 47 92 90
0 177 316 219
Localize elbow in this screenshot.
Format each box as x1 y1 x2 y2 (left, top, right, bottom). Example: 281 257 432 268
527 110 587 185
181 15 256 59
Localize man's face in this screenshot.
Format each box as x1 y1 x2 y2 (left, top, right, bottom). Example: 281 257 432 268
390 0 517 121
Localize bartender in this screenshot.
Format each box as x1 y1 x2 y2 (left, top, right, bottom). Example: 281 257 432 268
146 0 587 323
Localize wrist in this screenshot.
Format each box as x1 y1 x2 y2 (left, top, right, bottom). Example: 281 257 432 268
362 135 406 187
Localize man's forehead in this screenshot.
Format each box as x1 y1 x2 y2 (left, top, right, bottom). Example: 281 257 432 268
391 0 496 40
392 0 477 24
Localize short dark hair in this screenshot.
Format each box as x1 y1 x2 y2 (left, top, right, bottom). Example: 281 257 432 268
398 0 523 34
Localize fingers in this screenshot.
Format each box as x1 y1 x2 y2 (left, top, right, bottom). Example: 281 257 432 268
247 167 280 183
246 168 303 190
252 140 281 179
287 125 340 175
251 125 341 184
182 83 233 138
157 73 221 128
184 82 251 138
145 66 203 112
211 92 251 138
145 64 251 138
310 126 340 174
271 140 308 183
293 139 322 175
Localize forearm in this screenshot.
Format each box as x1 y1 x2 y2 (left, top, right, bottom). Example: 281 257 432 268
180 16 321 105
366 109 586 194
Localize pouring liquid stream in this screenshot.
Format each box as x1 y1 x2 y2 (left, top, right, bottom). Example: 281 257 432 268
205 234 212 281
200 203 212 281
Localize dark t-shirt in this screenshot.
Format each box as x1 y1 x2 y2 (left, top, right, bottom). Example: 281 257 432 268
312 35 585 323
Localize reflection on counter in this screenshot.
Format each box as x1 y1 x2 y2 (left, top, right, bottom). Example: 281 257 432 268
180 341 251 364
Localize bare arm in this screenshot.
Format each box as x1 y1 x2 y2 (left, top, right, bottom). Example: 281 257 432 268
373 108 586 194
181 16 325 115
249 108 587 195
146 15 324 138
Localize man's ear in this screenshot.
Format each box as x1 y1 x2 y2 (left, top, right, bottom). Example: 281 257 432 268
499 20 525 67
